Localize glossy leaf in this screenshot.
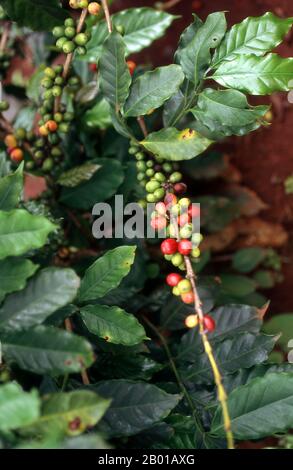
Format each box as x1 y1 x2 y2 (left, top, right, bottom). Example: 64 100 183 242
180 333 276 384
212 53 293 95
83 99 112 130
0 382 40 432
84 8 177 62
0 163 23 211
211 373 293 440
1 326 94 376
81 304 147 346
0 258 38 303
78 246 136 303
124 65 184 117
264 313 293 350
0 209 56 260
91 380 181 436
213 12 293 66
0 268 80 332
60 159 124 210
0 0 67 31
99 31 131 111
232 247 266 273
191 88 268 128
57 163 101 188
179 12 227 84
141 127 212 161
30 391 110 436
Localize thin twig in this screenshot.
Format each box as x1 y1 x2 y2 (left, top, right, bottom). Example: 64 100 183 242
137 116 148 138
156 0 183 11
101 0 113 33
0 22 11 53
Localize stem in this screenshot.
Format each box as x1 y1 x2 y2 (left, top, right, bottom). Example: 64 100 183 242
156 0 183 11
137 116 148 138
101 0 113 33
0 22 11 53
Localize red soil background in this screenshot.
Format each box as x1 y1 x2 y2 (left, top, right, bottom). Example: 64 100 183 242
115 0 293 315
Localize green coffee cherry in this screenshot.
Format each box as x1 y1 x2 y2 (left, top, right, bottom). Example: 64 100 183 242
42 78 53 89
146 193 157 203
52 85 62 97
146 160 154 168
54 113 63 123
43 113 52 122
48 133 60 145
64 18 75 27
44 90 53 99
145 180 161 193
54 76 64 86
138 199 147 209
135 151 145 160
164 254 173 261
74 33 89 46
25 161 35 171
56 37 67 50
44 67 56 79
59 122 70 133
35 150 44 159
146 168 155 177
170 172 183 183
179 263 186 271
137 172 146 182
68 76 80 86
136 161 146 172
162 162 173 173
154 172 166 183
65 26 76 39
76 46 87 55
153 188 165 200
140 179 147 187
0 100 9 111
64 112 74 121
53 26 65 38
42 158 54 172
51 146 62 157
35 139 45 148
180 223 193 239
63 41 76 54
128 146 137 155
54 65 63 74
171 253 184 267
26 131 34 142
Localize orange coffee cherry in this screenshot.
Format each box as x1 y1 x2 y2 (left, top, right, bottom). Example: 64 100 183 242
127 60 136 76
45 120 58 133
88 2 100 15
10 148 24 163
5 134 17 149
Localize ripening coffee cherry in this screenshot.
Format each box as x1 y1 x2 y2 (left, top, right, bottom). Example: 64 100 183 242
10 148 24 163
181 291 195 304
180 223 193 239
151 216 167 231
63 40 76 54
52 26 65 38
178 239 193 255
172 286 180 296
39 125 49 137
191 247 200 258
88 2 101 15
178 213 191 227
174 182 187 194
171 253 184 267
15 128 26 140
185 315 199 329
127 60 136 76
56 37 68 50
45 120 58 133
4 134 17 148
179 197 191 208
44 67 56 79
166 273 182 287
164 193 177 208
146 180 161 193
203 314 216 332
155 202 166 215
177 279 191 294
161 238 178 255
169 172 183 184
74 33 89 46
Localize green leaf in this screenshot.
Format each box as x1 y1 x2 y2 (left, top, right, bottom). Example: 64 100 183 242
232 247 266 273
99 31 131 111
91 380 181 436
0 258 38 303
212 53 293 95
78 246 136 303
29 390 110 436
165 415 197 449
0 268 80 332
211 373 293 440
1 326 94 376
0 0 67 31
57 163 101 188
180 333 276 384
141 127 212 161
83 99 112 130
0 209 57 260
179 12 227 84
84 8 177 62
124 65 184 117
177 304 263 362
60 159 124 210
0 383 40 432
81 304 147 346
0 163 23 211
264 313 293 350
213 12 293 66
191 89 268 129
218 274 257 297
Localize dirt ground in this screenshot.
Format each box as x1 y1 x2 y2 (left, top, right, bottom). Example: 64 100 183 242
116 0 293 315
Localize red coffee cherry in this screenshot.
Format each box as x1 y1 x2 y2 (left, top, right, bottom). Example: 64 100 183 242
178 239 192 255
166 273 182 287
45 120 58 132
174 182 187 194
181 291 195 304
151 216 167 231
161 238 178 255
188 205 200 218
127 60 136 75
89 63 97 72
203 314 216 332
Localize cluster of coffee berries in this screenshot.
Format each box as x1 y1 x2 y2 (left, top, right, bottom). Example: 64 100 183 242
4 129 28 164
185 313 216 332
53 17 91 56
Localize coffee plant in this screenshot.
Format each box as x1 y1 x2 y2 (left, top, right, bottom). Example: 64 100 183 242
0 0 293 450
